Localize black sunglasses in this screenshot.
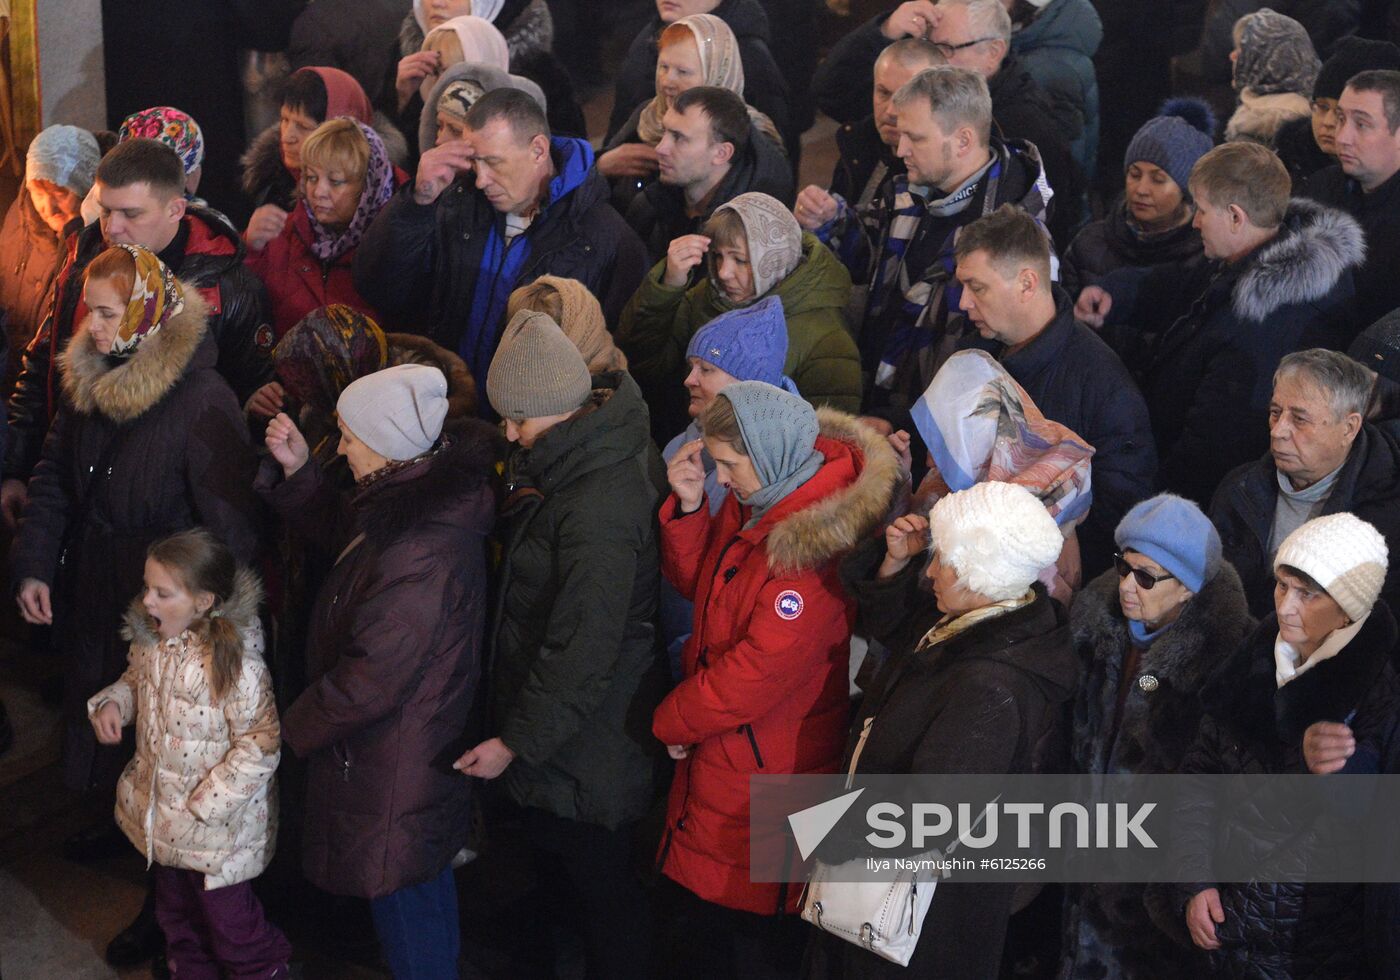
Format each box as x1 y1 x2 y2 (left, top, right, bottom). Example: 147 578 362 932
1114 552 1175 590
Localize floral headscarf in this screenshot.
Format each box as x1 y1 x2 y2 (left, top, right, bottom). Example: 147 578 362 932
637 14 746 145
108 244 185 358
1232 8 1320 97
911 349 1094 529
119 106 204 175
304 120 396 263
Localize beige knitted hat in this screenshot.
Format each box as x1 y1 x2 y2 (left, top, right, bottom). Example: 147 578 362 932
1274 513 1389 622
486 310 592 420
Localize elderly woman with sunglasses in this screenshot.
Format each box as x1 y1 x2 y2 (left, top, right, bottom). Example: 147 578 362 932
1061 493 1254 980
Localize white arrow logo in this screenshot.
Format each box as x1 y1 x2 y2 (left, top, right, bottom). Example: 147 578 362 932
788 788 866 860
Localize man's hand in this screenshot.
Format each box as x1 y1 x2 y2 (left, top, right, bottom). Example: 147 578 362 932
245 205 289 252
1303 721 1356 774
1 478 28 529
17 578 52 625
597 143 660 179
91 701 123 745
663 234 711 288
454 737 517 779
1075 285 1113 329
794 185 840 231
881 1 941 39
667 439 707 514
265 412 310 479
1186 887 1225 950
396 51 442 111
414 140 475 206
880 513 930 579
245 382 286 419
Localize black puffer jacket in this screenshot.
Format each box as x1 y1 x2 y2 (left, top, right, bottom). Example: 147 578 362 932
5 207 272 482
606 0 794 155
9 289 261 792
1101 198 1365 506
1210 422 1400 619
353 139 648 370
1060 199 1205 299
615 118 795 262
1301 163 1400 330
1147 606 1400 979
490 373 669 829
1063 563 1254 980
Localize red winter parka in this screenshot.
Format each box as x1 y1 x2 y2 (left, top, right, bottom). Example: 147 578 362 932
653 410 898 915
246 195 402 342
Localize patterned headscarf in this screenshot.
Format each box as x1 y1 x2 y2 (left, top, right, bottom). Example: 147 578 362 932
637 14 746 145
711 192 803 299
108 245 185 358
911 349 1093 528
119 107 204 175
304 120 396 262
1232 8 1320 97
273 305 390 416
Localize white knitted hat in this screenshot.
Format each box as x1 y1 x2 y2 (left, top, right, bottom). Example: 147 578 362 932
929 482 1062 601
337 364 449 461
1274 513 1389 622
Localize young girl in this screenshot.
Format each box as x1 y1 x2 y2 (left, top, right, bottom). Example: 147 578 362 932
88 529 292 978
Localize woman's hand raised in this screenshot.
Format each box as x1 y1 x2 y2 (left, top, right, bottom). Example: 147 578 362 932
879 513 930 579
667 439 707 514
265 412 310 479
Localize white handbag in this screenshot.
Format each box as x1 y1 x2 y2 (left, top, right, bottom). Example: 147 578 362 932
799 717 939 967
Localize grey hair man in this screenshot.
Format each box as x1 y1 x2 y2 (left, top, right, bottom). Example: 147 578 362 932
1211 348 1400 617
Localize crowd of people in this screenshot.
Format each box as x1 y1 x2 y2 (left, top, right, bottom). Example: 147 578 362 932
5 0 1400 977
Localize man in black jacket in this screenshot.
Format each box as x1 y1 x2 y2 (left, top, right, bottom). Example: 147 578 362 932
623 86 793 261
1 139 271 527
1302 70 1400 328
953 206 1157 576
811 0 1081 241
1211 348 1400 618
827 37 943 209
354 88 648 392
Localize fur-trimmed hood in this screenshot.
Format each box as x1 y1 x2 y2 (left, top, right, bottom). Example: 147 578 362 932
61 286 212 423
121 564 264 647
1233 197 1365 323
239 114 410 200
386 331 478 419
765 410 901 575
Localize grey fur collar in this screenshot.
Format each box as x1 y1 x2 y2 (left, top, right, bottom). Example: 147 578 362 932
1071 562 1254 691
765 410 901 575
61 287 210 423
1233 198 1365 322
121 566 264 645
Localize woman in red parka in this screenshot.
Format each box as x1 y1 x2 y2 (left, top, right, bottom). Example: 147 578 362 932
656 381 898 974
245 117 404 340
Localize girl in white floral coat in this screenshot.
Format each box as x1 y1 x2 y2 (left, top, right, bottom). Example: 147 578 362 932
88 528 292 978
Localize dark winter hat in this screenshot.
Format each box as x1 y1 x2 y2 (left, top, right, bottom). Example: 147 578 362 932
1349 308 1400 385
686 296 795 390
1314 37 1400 101
1124 99 1216 193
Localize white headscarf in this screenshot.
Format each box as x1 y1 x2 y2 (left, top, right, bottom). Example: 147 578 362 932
423 15 510 71
413 0 506 33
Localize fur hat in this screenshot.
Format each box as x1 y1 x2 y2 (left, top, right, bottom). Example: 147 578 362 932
26 125 100 198
929 482 1063 602
1314 37 1400 101
486 310 592 420
1125 100 1216 191
1115 493 1221 593
337 363 448 460
1274 513 1389 621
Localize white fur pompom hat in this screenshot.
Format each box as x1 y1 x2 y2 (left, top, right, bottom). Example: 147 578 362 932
1274 512 1389 622
929 481 1063 601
